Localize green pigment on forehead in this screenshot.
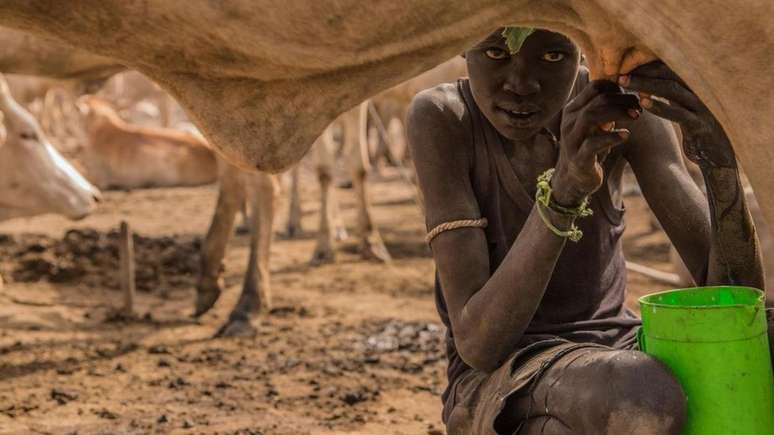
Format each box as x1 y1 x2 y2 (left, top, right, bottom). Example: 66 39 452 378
501 27 535 54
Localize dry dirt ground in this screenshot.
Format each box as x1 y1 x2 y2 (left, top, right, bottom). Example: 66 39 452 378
0 166 674 434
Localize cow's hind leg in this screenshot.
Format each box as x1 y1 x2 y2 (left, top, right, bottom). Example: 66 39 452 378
216 172 278 337
195 163 245 317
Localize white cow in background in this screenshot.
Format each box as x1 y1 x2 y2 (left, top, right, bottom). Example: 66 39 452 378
72 92 277 337
0 74 100 222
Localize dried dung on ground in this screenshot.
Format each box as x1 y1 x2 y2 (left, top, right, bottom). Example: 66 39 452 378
0 229 202 292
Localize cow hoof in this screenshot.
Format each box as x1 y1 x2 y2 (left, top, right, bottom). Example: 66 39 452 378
310 247 336 267
213 319 257 338
193 284 222 317
360 235 391 263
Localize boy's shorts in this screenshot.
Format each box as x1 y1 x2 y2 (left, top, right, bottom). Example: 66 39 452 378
445 338 637 435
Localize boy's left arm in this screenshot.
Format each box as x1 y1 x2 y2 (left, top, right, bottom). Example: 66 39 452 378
621 62 764 288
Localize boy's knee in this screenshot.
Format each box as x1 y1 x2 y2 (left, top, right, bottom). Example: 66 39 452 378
586 350 686 434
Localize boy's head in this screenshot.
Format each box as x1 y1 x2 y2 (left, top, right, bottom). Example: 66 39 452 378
464 28 581 140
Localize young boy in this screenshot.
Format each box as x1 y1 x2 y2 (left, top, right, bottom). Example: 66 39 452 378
407 28 767 434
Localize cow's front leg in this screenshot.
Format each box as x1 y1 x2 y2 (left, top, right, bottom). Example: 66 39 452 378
194 163 244 317
216 172 277 337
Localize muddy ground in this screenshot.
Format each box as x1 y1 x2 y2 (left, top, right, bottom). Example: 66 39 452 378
0 167 674 434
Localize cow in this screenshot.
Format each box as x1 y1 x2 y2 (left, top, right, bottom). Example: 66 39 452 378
0 73 98 288
0 44 279 337
1 2 770 241
197 160 279 337
76 95 218 190
307 104 382 264
0 73 100 222
287 58 468 264
0 43 279 336
1 3 773 232
73 94 277 336
4 2 774 316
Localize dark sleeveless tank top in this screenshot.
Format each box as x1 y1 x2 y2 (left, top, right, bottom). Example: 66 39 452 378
436 78 641 422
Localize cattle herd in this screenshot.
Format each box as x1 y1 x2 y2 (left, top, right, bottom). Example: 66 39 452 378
0 48 469 337
0 1 772 431
1 55 769 335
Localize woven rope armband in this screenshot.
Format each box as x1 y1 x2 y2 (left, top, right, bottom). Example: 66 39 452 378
425 218 488 244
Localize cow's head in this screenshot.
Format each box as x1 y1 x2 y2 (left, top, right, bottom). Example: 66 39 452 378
0 74 101 221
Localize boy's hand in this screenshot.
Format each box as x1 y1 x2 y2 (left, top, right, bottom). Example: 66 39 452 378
552 80 640 207
619 61 736 169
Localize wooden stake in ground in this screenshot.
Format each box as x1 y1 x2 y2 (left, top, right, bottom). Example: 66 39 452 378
119 220 136 316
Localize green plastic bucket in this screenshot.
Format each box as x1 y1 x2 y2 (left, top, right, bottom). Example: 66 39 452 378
639 286 774 435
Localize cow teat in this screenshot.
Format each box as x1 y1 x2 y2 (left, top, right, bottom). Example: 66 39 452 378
585 45 658 80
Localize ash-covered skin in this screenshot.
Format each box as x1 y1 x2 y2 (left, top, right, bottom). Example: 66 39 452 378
407 28 767 434
623 61 764 286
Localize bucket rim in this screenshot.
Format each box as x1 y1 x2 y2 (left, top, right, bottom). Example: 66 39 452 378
638 285 765 309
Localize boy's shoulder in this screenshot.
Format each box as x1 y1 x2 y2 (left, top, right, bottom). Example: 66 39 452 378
410 81 468 126
407 80 474 171
408 81 473 150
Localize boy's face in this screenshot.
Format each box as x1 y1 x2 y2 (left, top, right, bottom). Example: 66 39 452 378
466 29 580 140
